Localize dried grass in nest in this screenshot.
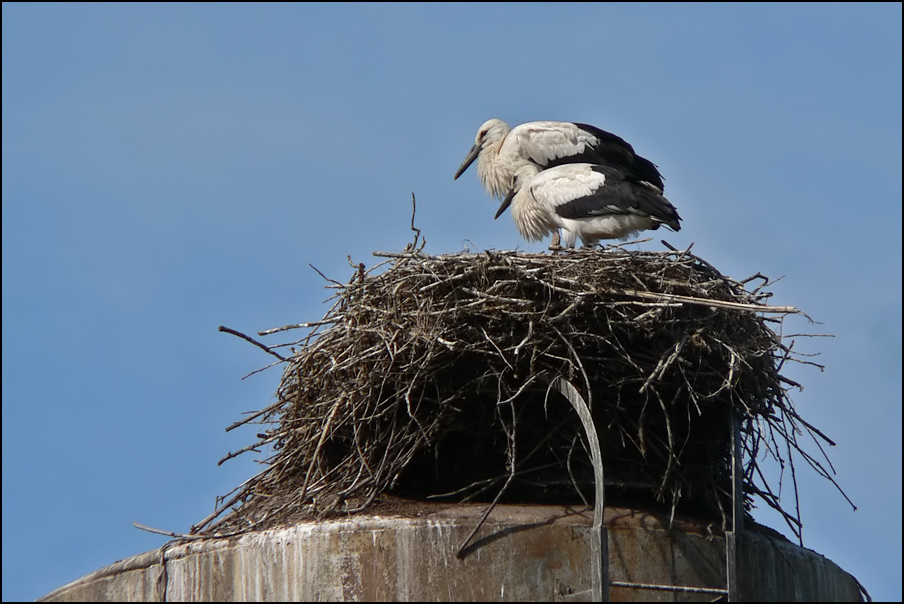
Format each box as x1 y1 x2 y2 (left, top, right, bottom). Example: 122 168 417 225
196 234 846 542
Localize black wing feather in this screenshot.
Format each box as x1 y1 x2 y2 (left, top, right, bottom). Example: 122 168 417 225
570 122 665 192
554 165 681 230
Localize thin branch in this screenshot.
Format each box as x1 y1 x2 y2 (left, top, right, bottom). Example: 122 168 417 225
218 326 287 362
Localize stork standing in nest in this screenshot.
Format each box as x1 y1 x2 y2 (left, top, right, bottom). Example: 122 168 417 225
454 118 666 247
498 162 681 249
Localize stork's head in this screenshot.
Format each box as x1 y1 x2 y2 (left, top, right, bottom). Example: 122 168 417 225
473 118 509 148
453 118 511 181
494 163 540 220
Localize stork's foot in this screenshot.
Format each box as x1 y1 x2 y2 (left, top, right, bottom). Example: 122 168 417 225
548 232 563 251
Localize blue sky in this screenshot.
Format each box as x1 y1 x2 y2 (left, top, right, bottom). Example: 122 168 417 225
3 3 900 601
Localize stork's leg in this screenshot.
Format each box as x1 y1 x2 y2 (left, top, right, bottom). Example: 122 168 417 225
549 230 563 251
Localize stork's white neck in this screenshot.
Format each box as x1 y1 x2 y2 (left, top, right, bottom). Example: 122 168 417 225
474 122 515 201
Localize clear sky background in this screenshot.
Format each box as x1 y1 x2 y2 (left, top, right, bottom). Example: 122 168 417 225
3 3 901 601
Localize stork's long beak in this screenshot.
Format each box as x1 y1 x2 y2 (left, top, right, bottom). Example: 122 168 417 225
453 143 481 180
494 189 515 219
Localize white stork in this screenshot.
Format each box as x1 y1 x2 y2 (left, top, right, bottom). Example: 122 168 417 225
454 118 665 200
497 162 681 249
454 118 666 247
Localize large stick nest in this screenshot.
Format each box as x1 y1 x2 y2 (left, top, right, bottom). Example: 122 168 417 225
197 240 841 540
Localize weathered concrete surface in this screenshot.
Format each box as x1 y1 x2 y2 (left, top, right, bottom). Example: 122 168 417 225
39 505 865 602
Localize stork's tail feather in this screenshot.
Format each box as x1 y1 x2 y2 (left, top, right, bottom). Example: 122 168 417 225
661 208 682 232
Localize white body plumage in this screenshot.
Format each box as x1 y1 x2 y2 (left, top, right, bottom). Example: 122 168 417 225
502 163 681 248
